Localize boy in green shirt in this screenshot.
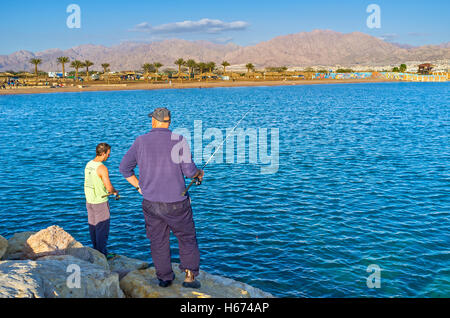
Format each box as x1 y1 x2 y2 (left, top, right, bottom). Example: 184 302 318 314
84 143 118 260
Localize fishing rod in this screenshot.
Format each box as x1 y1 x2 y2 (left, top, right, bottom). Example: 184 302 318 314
181 103 258 196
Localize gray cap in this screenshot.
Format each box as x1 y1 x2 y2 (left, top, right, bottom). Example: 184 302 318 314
149 107 171 122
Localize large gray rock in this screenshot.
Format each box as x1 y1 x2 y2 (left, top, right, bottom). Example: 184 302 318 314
0 261 46 298
24 226 82 259
107 255 149 280
35 246 110 271
0 236 7 260
120 264 274 298
65 247 109 271
22 226 109 270
3 232 35 260
0 255 124 298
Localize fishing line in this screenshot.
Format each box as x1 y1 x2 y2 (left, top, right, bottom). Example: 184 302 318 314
181 101 260 196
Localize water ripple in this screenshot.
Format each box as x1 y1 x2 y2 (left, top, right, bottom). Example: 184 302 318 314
0 83 449 297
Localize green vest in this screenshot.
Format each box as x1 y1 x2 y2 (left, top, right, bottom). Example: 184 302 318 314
84 160 108 204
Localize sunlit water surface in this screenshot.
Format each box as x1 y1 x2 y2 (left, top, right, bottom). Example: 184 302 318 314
0 82 448 297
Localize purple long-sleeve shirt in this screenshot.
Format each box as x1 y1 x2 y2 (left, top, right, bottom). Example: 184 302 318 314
119 128 199 203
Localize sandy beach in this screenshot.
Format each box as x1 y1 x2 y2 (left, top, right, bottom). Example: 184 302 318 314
0 78 394 96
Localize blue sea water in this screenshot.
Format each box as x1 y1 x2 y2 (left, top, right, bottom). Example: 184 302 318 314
0 82 448 297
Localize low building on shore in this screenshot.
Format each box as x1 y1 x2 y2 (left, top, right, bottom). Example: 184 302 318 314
418 63 434 75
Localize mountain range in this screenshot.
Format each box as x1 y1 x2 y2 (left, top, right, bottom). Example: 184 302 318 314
0 30 448 72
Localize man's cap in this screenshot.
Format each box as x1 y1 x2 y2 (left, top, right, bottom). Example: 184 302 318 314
149 107 171 123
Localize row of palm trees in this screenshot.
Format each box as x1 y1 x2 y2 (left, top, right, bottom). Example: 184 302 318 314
140 59 253 80
29 57 109 81
142 62 163 74
173 59 216 76
68 59 95 80
29 56 258 81
172 59 254 76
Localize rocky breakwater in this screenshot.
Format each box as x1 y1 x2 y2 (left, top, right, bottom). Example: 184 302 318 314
0 225 273 298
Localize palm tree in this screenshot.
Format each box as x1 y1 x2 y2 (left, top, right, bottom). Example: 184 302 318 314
70 60 84 81
207 62 216 73
221 61 230 74
142 63 153 83
84 60 94 81
101 63 110 83
57 57 70 78
174 58 185 75
246 63 255 73
281 66 288 80
101 63 110 73
197 62 207 74
153 62 163 82
29 58 42 78
174 58 185 82
153 62 163 74
186 59 197 78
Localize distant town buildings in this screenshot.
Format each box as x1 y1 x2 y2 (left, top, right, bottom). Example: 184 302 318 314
286 60 449 74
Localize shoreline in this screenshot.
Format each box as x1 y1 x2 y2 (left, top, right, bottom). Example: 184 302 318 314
0 78 396 96
0 226 274 298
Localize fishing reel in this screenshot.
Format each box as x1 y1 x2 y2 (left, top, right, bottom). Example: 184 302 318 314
181 177 202 196
102 192 120 200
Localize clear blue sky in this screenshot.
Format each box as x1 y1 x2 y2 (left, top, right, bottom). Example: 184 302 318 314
1 0 449 54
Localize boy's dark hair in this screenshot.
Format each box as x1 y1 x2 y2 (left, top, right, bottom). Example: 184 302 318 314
96 143 111 156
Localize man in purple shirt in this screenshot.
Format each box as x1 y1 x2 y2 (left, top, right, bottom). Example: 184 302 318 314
120 107 204 288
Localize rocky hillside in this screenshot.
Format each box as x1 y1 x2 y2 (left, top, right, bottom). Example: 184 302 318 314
223 30 450 66
0 225 273 298
0 40 241 73
0 30 448 72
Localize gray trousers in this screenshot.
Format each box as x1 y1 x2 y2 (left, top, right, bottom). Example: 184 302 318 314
86 201 110 256
142 198 200 281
